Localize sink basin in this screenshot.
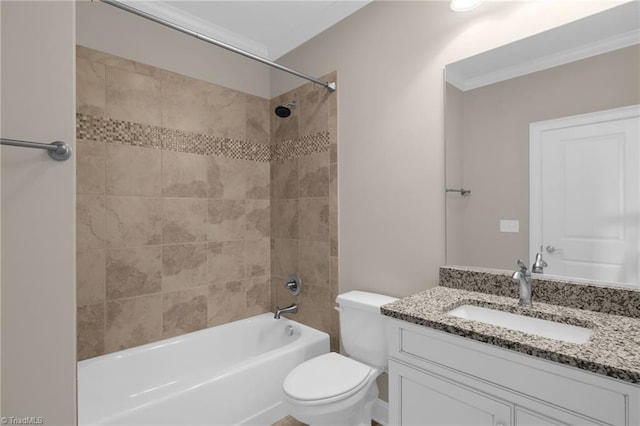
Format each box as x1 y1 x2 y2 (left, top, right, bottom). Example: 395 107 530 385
448 305 592 344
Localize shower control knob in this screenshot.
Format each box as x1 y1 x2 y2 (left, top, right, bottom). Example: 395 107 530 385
285 274 302 296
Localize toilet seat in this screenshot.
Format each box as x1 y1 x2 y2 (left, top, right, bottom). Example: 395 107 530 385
283 353 374 404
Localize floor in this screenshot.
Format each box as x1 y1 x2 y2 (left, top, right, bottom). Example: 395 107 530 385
272 416 306 426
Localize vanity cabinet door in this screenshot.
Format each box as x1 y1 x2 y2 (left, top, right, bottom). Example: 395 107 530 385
515 406 604 426
390 360 513 426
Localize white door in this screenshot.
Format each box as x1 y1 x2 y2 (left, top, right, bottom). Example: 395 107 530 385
530 105 640 287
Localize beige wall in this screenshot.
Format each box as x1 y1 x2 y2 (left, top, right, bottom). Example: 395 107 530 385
76 47 272 359
451 45 640 270
76 1 271 99
1 1 76 424
272 1 624 298
445 83 465 265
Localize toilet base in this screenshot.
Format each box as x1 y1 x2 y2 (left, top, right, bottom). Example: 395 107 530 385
285 381 379 426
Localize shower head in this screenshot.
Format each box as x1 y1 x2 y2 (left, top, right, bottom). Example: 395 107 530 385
275 101 296 118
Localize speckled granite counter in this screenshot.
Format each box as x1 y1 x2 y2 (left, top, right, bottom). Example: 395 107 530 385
381 286 640 384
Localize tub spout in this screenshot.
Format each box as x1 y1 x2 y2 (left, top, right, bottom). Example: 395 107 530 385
274 304 298 319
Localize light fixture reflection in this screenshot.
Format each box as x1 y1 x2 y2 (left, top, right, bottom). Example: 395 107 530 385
450 0 483 12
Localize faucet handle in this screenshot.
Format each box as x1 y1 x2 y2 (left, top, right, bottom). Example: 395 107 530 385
532 252 548 273
516 259 528 271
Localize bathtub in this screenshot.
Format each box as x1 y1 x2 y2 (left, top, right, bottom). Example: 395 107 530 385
78 313 329 425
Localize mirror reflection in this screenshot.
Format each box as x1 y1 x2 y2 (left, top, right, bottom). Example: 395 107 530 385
445 2 640 288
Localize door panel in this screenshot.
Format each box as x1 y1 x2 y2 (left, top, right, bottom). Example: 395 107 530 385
531 106 639 286
391 361 512 426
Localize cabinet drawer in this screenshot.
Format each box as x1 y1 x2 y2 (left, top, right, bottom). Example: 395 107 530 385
389 320 629 426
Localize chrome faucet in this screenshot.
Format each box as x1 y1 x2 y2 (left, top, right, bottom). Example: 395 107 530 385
511 259 532 306
274 304 298 319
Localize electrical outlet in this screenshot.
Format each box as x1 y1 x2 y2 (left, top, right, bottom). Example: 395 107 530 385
500 219 519 233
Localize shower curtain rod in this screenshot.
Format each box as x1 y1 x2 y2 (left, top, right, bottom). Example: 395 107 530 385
100 0 336 92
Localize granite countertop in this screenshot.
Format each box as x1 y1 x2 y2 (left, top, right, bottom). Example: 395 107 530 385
381 286 640 384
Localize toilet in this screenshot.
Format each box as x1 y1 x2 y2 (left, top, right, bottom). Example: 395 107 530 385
282 291 398 426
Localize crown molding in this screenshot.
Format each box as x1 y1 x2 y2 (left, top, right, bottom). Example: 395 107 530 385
448 30 640 92
119 0 271 59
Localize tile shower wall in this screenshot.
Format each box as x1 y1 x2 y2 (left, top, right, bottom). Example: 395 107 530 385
270 75 339 351
75 47 339 360
76 47 272 360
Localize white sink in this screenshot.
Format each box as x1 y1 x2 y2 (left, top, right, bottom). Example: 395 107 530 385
448 304 592 344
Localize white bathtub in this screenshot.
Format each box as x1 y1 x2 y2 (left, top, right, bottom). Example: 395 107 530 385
78 313 329 425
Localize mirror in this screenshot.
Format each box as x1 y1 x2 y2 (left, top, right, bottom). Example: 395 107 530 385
445 2 640 288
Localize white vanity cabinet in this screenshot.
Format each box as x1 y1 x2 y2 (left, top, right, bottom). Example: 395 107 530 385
387 318 640 426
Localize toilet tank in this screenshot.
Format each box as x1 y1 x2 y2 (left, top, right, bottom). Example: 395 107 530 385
336 291 398 369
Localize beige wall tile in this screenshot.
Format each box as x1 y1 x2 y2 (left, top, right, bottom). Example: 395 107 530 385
298 197 330 242
162 151 208 198
106 246 162 300
207 241 245 284
246 200 270 239
77 57 105 116
162 198 208 244
330 208 338 257
207 85 246 141
246 161 270 199
271 158 298 199
298 152 329 198
106 144 162 196
77 194 106 250
77 140 105 195
105 65 161 126
77 303 105 360
330 256 339 302
246 276 271 316
105 294 163 352
246 95 270 145
162 243 208 292
207 199 246 242
246 238 269 278
207 281 247 326
299 84 330 136
271 239 298 278
299 240 330 290
208 156 246 199
330 163 338 256
296 285 331 336
271 199 298 239
330 256 340 351
162 287 208 338
105 197 162 248
77 249 106 307
77 46 162 77
161 73 209 134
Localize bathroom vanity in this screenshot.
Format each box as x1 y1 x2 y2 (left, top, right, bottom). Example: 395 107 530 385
382 267 640 426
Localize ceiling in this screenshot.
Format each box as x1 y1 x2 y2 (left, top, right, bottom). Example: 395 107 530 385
446 1 640 91
120 0 371 60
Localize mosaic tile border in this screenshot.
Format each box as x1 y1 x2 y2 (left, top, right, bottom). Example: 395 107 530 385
76 113 330 162
271 132 331 162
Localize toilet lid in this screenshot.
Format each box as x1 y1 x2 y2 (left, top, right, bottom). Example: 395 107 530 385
283 353 373 401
